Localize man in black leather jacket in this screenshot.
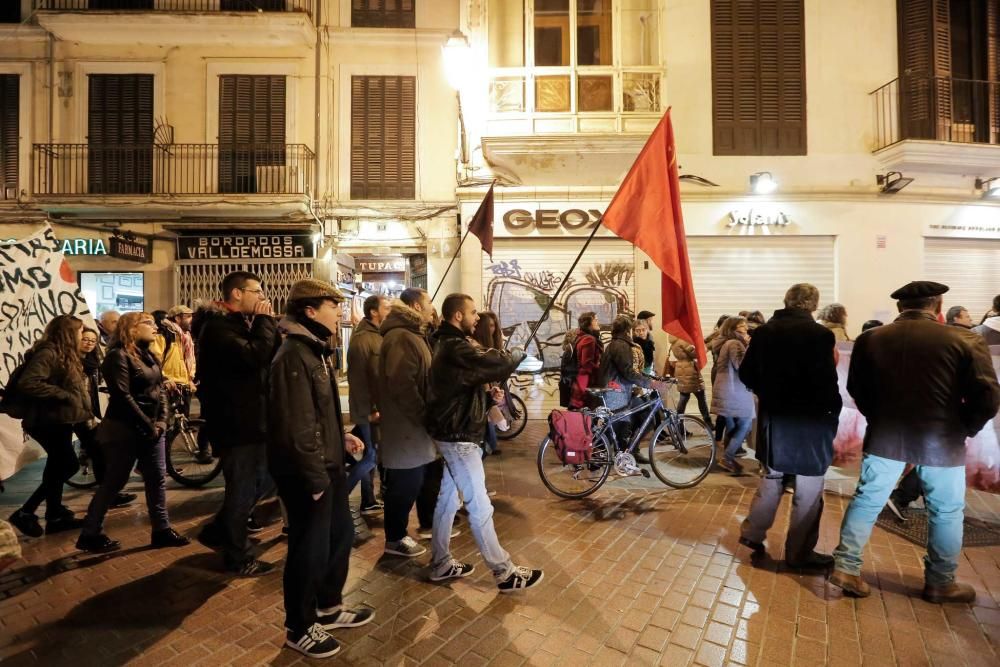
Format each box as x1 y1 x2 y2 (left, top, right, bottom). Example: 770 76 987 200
424 293 543 593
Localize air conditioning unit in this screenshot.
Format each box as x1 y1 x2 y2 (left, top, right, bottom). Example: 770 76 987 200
255 165 304 194
1 184 16 200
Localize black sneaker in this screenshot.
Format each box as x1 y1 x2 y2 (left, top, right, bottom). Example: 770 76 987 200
111 493 137 508
246 517 264 533
384 536 427 557
151 528 191 548
230 558 275 577
317 605 375 630
53 505 75 520
359 501 384 516
76 533 121 553
45 516 84 534
196 526 222 550
738 536 766 555
9 510 42 538
497 566 544 593
430 560 475 582
285 623 340 659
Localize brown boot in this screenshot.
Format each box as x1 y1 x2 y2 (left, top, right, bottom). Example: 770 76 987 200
829 569 871 597
922 581 976 604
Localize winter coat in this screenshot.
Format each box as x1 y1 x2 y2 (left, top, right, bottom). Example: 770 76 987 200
17 345 92 431
267 318 346 494
739 308 842 475
196 308 280 448
571 330 602 409
706 331 725 384
426 322 521 443
818 320 850 343
848 310 1000 467
99 344 166 444
600 334 652 409
634 335 655 371
377 304 437 469
972 316 1000 347
711 338 755 418
669 337 704 394
82 349 102 419
347 318 382 424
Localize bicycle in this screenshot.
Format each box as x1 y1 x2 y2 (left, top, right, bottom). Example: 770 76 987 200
164 391 222 488
536 376 715 499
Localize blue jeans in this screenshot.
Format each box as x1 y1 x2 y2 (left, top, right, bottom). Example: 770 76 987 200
210 443 275 568
431 441 514 582
723 417 753 462
348 424 378 507
82 432 169 536
482 422 498 457
834 453 965 586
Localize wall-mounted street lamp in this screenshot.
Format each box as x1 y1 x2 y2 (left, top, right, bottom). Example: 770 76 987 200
749 172 777 195
975 177 1000 199
876 171 914 194
442 30 472 171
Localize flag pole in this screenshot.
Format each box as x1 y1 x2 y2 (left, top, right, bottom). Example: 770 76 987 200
430 223 471 302
431 180 496 302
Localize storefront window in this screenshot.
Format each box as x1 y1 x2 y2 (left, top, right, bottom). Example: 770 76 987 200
79 272 144 316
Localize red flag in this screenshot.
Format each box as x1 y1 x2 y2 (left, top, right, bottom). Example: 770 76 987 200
601 109 706 367
467 183 494 259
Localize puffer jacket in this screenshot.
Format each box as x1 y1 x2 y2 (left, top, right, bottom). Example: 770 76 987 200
426 322 522 443
710 338 755 418
972 316 1000 346
17 345 92 431
347 317 382 424
378 304 437 469
669 337 704 393
267 318 345 494
100 344 166 442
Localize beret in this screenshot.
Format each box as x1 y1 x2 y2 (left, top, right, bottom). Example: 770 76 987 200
890 281 949 300
637 310 656 320
167 305 193 317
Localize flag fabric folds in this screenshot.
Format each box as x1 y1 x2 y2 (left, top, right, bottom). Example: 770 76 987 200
467 182 495 260
600 108 707 367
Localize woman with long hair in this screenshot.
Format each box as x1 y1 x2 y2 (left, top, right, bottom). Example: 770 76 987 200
816 303 850 342
473 311 506 456
76 312 189 553
8 315 93 537
710 316 755 473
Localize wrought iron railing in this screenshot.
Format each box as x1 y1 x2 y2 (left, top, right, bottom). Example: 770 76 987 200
34 0 314 17
870 76 1000 151
32 143 314 196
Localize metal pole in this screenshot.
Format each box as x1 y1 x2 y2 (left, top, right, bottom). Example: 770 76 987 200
430 224 471 302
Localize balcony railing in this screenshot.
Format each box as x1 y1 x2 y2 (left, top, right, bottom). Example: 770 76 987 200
871 76 1000 151
32 143 314 197
33 0 314 17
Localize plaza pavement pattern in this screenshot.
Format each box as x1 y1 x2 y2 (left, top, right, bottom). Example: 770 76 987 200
1 421 1000 666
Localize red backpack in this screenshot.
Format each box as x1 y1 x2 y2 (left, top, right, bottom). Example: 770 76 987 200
547 410 593 464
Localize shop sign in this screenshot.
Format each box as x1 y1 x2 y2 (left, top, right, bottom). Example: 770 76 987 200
108 235 152 264
727 209 791 227
357 257 406 273
176 234 313 260
4 237 108 256
502 208 603 232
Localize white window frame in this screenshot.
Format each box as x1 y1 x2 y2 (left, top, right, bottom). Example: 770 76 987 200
0 62 32 200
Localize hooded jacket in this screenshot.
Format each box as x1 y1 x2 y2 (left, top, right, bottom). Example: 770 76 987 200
377 304 437 469
426 321 522 443
347 317 382 424
972 316 1000 347
17 345 92 430
267 317 345 494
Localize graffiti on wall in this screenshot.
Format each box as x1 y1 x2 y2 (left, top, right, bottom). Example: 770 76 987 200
486 258 634 402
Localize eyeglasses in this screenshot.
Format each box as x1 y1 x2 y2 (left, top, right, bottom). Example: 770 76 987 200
240 287 265 295
138 319 156 326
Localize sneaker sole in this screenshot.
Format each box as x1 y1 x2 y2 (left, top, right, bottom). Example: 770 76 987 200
383 547 427 558
360 508 384 516
498 570 544 594
284 639 341 658
429 565 476 582
320 613 376 630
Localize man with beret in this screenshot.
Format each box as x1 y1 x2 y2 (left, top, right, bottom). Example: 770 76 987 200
269 279 373 658
830 281 1000 602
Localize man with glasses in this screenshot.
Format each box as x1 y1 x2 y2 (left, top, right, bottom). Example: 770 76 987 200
196 271 280 576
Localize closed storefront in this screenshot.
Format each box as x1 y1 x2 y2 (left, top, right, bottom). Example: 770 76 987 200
924 237 1000 322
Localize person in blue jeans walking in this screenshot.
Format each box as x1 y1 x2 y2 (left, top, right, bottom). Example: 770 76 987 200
425 293 544 593
830 281 1000 603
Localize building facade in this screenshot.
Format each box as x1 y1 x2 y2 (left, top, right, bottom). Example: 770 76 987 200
452 0 1000 413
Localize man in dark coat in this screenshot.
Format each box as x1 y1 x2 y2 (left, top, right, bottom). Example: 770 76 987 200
268 279 373 659
196 271 280 576
738 283 842 569
831 281 1000 603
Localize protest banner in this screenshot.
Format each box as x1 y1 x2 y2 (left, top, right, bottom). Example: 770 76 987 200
0 226 96 480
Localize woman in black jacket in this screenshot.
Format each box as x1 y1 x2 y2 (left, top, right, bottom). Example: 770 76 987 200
76 312 189 553
8 315 93 538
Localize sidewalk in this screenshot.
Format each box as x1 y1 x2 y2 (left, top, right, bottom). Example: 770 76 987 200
1 421 999 666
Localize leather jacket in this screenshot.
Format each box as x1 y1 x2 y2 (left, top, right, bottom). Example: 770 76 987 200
100 344 166 440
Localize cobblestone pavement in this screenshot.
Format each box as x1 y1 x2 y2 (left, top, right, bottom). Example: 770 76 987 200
2 421 1000 666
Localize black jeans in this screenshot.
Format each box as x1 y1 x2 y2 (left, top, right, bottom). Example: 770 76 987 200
22 423 77 519
208 443 275 568
82 431 169 537
74 423 105 485
276 469 353 635
383 459 442 542
677 390 713 425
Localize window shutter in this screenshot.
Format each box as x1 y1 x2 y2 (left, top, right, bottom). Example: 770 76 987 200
897 0 952 140
88 74 153 194
0 3 20 22
987 0 999 142
0 75 18 198
711 0 805 156
352 0 416 29
218 75 286 193
351 75 416 200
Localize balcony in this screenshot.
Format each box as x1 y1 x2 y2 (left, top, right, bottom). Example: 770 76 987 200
870 76 1000 175
34 0 315 46
32 143 314 218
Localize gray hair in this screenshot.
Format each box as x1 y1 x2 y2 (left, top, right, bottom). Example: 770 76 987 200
784 283 820 312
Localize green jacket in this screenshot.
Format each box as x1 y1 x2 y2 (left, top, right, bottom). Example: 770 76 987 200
347 318 382 424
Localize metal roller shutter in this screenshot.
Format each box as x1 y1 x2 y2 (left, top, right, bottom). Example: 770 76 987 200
483 238 636 413
924 237 1000 321
176 259 313 316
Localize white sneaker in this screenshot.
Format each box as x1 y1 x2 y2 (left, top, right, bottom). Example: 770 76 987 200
417 526 461 540
384 536 426 558
430 560 475 582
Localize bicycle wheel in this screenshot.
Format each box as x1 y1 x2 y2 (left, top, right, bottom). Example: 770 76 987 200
496 394 528 441
66 436 99 489
537 431 612 499
648 414 715 489
165 421 222 488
